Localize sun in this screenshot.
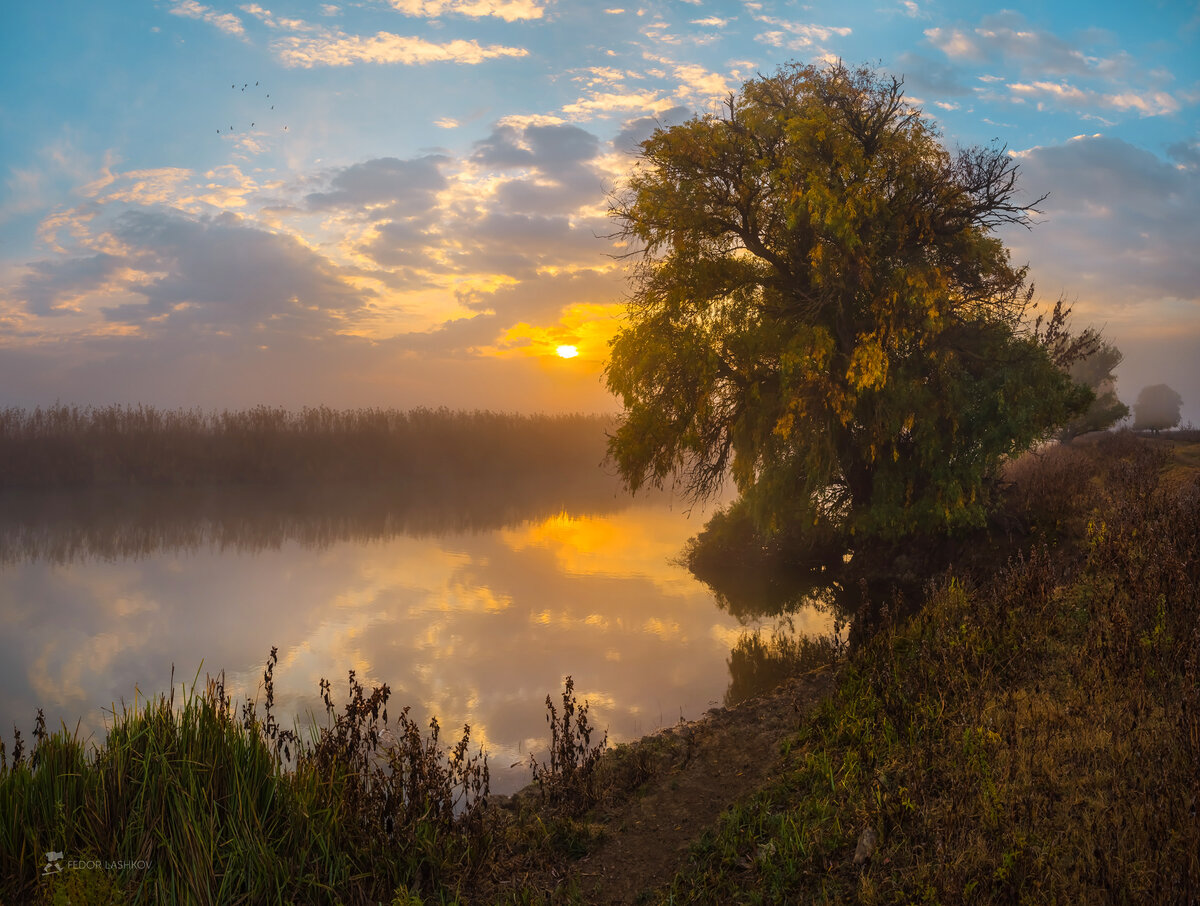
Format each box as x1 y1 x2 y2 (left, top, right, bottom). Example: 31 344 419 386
555 345 579 358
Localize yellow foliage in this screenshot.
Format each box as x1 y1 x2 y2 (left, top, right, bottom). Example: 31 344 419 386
846 334 888 391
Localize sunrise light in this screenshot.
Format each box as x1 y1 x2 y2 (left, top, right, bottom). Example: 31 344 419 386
556 345 579 358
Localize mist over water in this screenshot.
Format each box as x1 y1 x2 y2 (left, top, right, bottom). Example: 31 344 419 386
0 478 837 793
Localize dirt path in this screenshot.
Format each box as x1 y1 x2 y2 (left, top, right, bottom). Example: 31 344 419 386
564 667 836 905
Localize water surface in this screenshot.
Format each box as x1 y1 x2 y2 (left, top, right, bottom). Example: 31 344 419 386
0 481 836 792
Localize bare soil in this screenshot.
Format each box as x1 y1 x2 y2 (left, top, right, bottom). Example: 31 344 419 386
562 667 835 904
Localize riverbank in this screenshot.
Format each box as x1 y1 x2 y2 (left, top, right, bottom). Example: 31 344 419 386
483 431 1200 904
4 432 1197 904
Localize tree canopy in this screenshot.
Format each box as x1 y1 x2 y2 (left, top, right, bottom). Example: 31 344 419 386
1057 339 1129 441
605 62 1092 545
1132 384 1183 433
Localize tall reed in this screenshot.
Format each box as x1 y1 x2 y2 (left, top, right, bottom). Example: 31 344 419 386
0 405 613 489
0 652 490 904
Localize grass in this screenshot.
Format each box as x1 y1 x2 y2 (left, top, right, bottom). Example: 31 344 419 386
0 652 492 905
655 433 1199 904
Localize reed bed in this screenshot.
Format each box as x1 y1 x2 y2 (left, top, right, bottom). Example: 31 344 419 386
0 405 613 490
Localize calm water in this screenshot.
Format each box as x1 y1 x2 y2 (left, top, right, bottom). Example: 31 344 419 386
0 480 837 793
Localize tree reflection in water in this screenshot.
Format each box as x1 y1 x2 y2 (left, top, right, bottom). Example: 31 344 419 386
0 469 630 565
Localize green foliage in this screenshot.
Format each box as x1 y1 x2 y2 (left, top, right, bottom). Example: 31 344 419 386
0 654 490 905
606 61 1091 544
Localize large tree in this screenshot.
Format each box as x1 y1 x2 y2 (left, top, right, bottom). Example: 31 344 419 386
606 62 1091 545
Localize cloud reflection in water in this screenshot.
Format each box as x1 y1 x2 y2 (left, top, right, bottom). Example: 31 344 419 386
0 484 836 793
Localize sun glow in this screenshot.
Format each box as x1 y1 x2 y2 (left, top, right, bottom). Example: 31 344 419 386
555 345 579 358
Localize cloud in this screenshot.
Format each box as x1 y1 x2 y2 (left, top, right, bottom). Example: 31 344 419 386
923 12 1183 119
752 17 851 51
894 52 972 97
924 12 1109 74
1168 139 1200 170
101 210 368 330
474 124 600 173
563 90 677 117
305 155 448 216
2 115 629 413
671 64 733 107
1004 135 1200 306
7 203 372 340
385 0 546 21
15 254 126 318
612 107 692 152
272 30 529 67
239 4 327 32
1009 80 1180 116
169 0 245 36
994 134 1200 426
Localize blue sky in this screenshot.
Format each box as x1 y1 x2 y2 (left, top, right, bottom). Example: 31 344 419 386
1 0 1198 421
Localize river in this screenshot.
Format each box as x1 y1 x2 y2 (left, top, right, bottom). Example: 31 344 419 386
0 478 837 792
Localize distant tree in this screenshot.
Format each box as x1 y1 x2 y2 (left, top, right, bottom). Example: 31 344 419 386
1057 340 1129 441
1132 384 1183 434
606 61 1092 547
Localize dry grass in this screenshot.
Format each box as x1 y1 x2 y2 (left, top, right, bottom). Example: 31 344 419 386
661 431 1200 904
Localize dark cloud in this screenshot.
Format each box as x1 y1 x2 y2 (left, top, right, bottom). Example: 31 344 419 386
17 253 124 317
101 209 367 331
474 123 601 179
493 174 604 214
1167 139 1200 170
364 122 610 271
472 125 537 168
613 107 691 152
894 52 971 98
998 135 1200 424
524 124 601 169
305 155 448 216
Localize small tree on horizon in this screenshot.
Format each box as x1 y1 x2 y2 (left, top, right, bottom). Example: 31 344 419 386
1132 383 1183 434
605 61 1093 549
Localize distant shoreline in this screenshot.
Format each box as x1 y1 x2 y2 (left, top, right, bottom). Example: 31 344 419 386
0 404 616 491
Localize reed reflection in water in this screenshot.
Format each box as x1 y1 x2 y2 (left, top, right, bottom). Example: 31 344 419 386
0 484 837 793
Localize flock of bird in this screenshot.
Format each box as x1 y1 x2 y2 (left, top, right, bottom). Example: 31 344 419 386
217 81 286 135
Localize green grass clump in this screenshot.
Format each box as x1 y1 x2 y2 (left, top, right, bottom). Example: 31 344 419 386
0 652 489 905
661 435 1199 904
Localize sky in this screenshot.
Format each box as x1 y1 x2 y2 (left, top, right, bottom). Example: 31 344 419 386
1 0 1198 422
